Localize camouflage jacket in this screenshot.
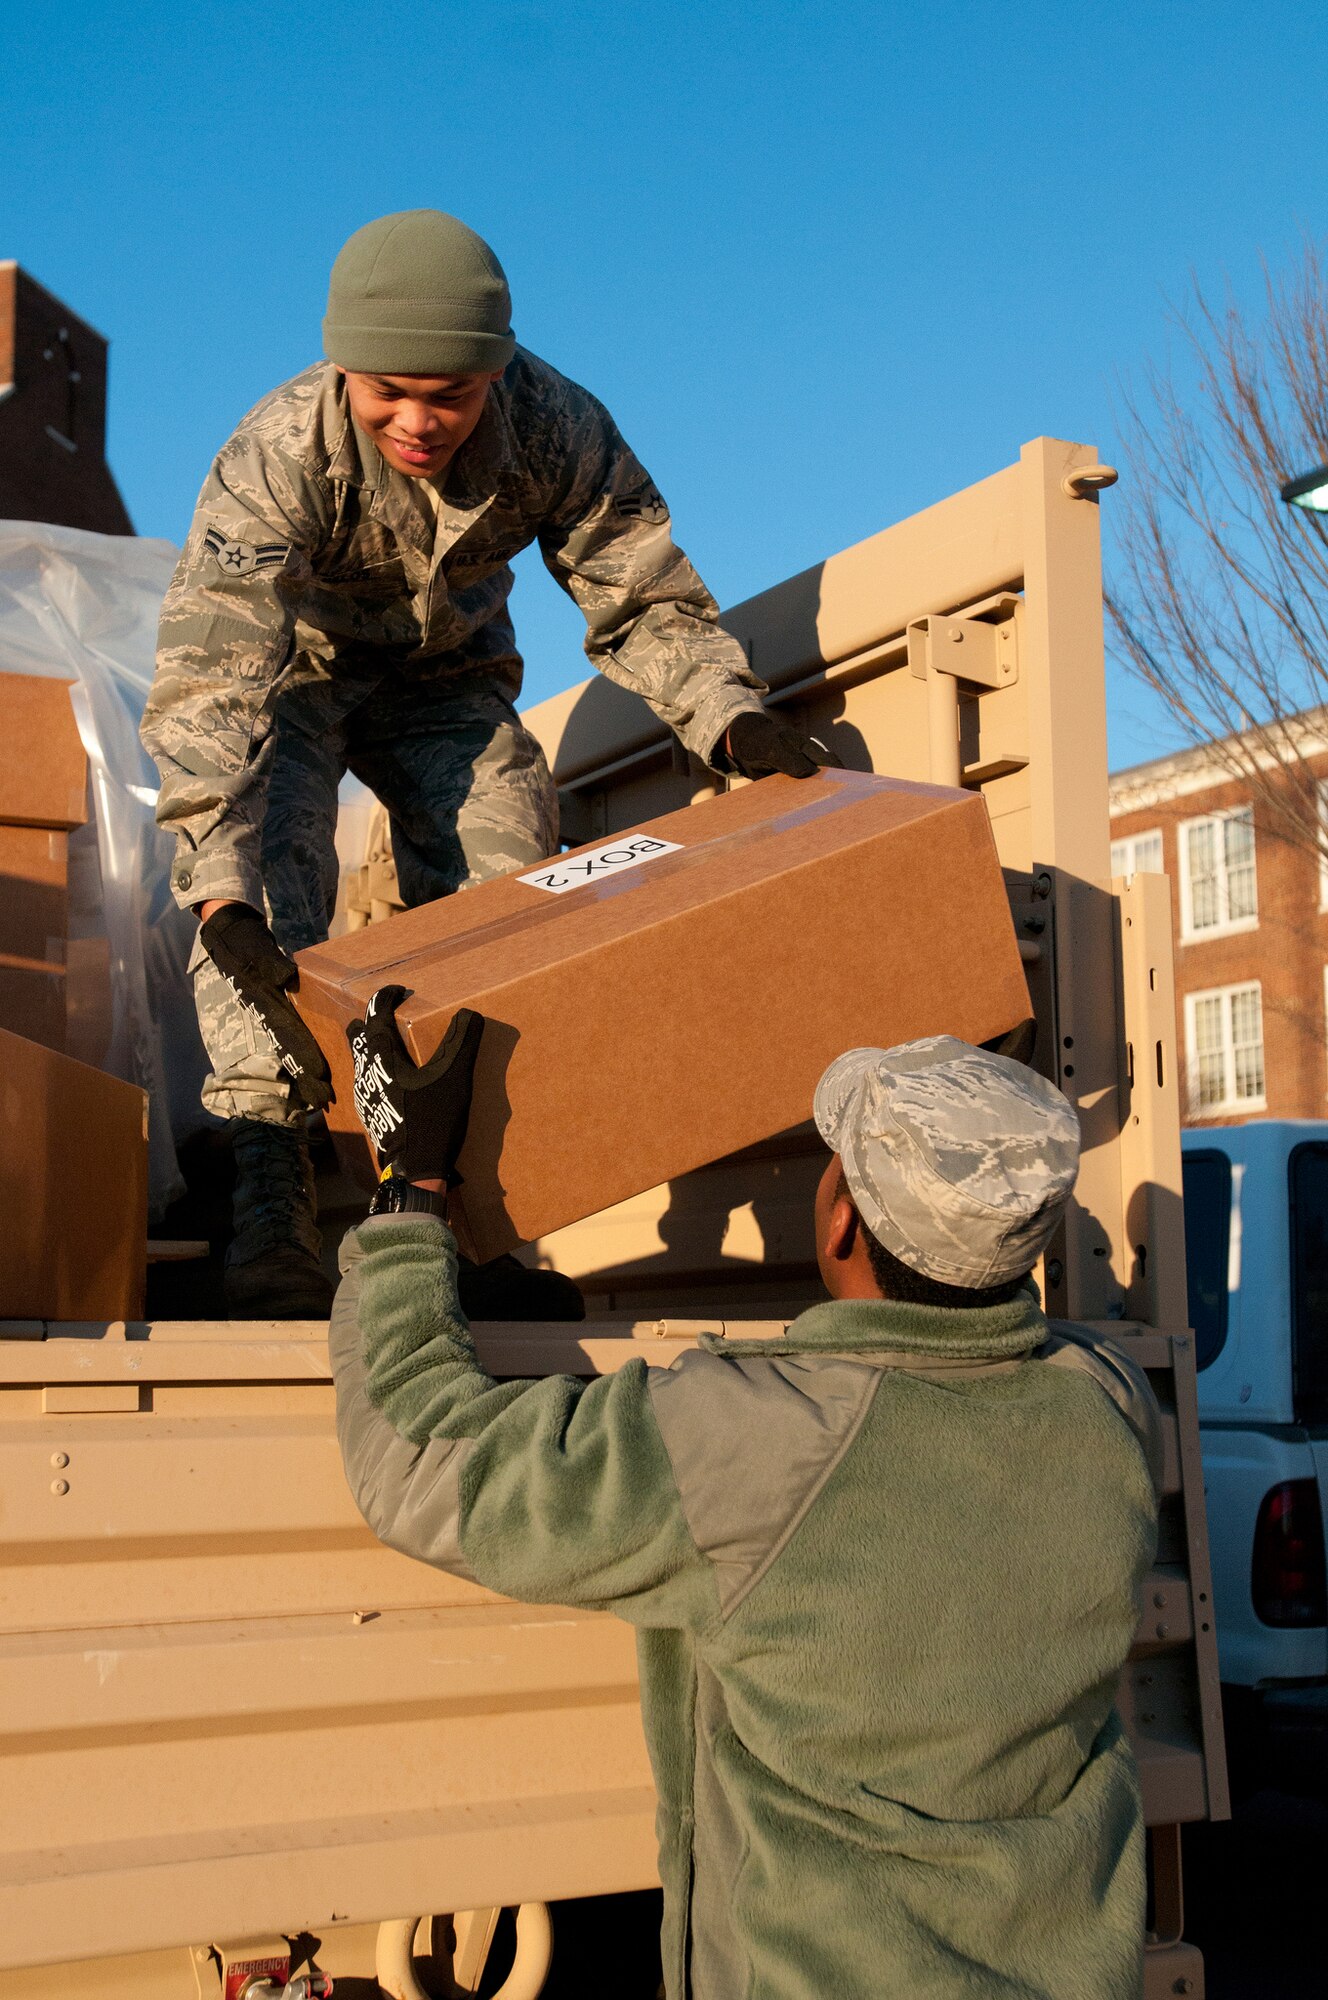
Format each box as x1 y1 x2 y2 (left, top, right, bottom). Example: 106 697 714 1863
142 352 766 911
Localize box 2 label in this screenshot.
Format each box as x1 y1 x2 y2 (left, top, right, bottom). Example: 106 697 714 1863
519 834 683 895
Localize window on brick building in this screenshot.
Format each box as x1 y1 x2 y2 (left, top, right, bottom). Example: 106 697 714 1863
1111 828 1163 880
1184 981 1266 1114
1179 806 1257 940
1318 781 1328 911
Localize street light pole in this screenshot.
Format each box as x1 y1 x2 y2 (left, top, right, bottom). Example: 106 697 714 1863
1280 464 1328 514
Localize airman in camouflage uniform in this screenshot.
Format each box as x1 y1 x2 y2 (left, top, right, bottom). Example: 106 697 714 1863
141 208 823 1316
812 1035 1085 1285
331 1023 1161 1998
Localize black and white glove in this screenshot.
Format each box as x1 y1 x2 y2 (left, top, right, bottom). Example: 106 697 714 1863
199 903 333 1112
725 710 842 781
347 984 485 1186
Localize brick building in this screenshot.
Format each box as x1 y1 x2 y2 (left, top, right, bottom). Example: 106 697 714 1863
0 263 133 534
1109 720 1328 1126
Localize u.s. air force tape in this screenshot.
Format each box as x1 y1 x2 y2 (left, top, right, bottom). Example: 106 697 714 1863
204 526 290 577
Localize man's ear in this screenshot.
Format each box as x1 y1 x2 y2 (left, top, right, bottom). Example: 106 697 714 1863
824 1191 859 1264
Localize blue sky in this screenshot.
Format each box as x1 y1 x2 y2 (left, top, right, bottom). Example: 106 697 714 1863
4 1 1328 768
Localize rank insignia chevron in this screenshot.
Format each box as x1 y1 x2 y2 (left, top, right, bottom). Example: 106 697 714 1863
204 527 290 577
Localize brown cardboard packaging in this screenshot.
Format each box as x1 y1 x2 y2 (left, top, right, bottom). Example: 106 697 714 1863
295 770 1031 1263
0 1026 148 1319
0 673 89 1054
0 823 67 1052
0 673 88 829
64 935 114 1070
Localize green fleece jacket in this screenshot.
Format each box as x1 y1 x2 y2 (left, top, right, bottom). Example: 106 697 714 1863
330 1216 1160 2000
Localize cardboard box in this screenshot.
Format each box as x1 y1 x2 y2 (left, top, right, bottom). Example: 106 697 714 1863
0 673 88 1053
0 823 67 1052
64 935 114 1071
0 673 88 829
295 770 1031 1263
0 1026 148 1320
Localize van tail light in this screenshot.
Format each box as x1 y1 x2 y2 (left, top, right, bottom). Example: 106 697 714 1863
1252 1480 1327 1626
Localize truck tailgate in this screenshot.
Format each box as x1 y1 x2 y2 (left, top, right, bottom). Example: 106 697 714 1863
0 1318 660 1971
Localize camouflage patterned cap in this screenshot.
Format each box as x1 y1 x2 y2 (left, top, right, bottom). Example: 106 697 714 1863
813 1035 1080 1287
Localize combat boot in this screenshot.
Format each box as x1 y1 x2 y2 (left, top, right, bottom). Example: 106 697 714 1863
224 1117 335 1319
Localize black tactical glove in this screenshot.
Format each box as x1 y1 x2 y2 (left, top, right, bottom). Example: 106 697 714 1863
725 710 843 781
199 903 333 1112
347 984 485 1185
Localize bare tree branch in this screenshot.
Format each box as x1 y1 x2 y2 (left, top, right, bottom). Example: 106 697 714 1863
1108 240 1328 860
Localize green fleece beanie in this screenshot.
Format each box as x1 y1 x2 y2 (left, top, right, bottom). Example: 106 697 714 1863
323 209 515 376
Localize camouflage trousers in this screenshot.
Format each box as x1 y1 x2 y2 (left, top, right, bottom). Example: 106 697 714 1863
193 672 558 1128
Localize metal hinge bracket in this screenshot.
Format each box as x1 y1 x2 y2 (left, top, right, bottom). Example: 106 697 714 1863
906 612 1018 689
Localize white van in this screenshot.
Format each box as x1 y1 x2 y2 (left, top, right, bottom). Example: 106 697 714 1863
1183 1122 1328 1792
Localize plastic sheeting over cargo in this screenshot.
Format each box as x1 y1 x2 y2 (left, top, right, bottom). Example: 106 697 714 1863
0 520 200 1213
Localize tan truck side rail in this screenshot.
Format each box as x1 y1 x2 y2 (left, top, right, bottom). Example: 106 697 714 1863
1 1311 1215 1994
523 438 1165 1333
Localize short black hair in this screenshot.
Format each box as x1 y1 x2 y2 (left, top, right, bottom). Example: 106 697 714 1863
834 1168 1028 1309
